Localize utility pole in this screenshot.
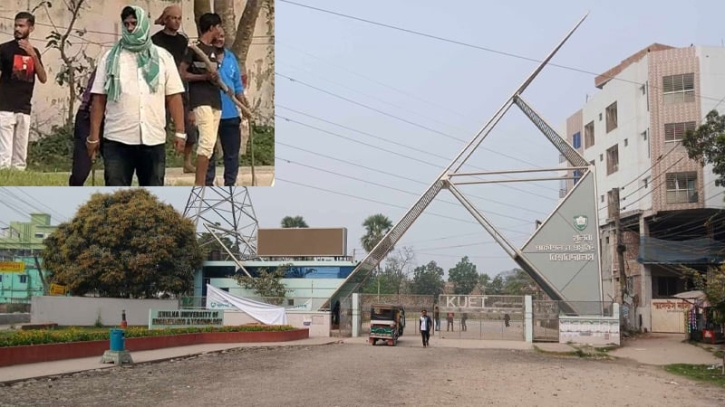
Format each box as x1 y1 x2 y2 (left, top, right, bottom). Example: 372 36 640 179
609 188 627 305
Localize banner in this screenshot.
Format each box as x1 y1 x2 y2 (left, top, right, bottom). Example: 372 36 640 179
206 285 288 325
0 261 25 272
49 283 68 296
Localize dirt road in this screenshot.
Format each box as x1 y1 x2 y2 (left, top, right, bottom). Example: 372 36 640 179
1 341 723 407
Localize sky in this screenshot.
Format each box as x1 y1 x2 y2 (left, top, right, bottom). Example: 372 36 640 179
2 0 725 277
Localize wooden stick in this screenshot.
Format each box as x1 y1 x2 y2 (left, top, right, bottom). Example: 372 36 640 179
188 43 254 119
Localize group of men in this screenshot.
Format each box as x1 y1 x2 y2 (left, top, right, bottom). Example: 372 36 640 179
0 5 250 186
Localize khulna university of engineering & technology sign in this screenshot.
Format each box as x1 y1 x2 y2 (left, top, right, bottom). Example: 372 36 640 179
528 215 596 262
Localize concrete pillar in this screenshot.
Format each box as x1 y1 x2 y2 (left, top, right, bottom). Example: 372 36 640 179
352 293 360 338
639 215 652 332
524 295 533 343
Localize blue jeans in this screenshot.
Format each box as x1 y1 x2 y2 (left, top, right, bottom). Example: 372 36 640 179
205 117 241 186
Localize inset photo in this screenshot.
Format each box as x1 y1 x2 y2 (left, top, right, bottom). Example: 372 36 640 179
0 1 274 186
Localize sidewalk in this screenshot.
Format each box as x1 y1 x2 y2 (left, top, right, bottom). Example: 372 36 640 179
0 337 338 384
609 333 722 366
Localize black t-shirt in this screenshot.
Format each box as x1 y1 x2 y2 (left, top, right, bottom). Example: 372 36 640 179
151 31 188 67
0 40 42 115
183 41 221 110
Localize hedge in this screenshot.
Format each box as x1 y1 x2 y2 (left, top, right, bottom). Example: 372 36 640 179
0 325 296 347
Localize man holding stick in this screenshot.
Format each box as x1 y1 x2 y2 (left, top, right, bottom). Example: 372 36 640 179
180 12 223 186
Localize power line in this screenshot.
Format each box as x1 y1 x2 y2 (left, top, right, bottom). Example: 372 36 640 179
279 0 725 105
277 72 550 169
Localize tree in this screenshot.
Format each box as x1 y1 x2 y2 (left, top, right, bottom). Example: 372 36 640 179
448 256 478 294
43 189 203 298
35 0 94 126
234 264 290 304
683 266 725 329
362 247 415 295
198 231 239 260
501 268 538 296
682 109 725 187
195 0 266 68
360 213 393 253
281 216 308 228
479 273 491 293
409 260 445 298
487 275 505 295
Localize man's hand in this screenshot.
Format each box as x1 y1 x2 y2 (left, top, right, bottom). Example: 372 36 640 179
174 136 186 154
188 110 195 126
18 40 36 57
207 70 219 82
86 137 100 160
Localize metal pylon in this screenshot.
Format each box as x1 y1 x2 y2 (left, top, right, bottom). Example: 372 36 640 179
184 187 259 275
326 13 595 310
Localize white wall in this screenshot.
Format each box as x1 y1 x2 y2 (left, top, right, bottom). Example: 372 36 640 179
31 296 179 326
209 277 343 310
696 46 725 207
578 57 653 225
223 310 331 337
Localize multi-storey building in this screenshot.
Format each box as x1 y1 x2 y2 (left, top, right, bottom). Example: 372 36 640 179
0 213 57 303
559 43 725 333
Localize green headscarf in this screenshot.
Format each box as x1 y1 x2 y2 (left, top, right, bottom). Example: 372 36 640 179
104 6 160 102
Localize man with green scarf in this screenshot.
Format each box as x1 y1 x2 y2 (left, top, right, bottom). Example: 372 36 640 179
88 5 186 186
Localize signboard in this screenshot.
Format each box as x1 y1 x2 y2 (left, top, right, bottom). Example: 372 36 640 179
438 295 523 312
257 228 347 256
520 171 602 302
0 261 25 272
49 284 68 296
148 309 224 330
559 316 620 345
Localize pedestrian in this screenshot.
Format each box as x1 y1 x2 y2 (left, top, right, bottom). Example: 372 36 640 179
504 313 511 328
152 4 198 174
205 32 246 186
88 5 187 186
419 309 432 347
69 68 103 186
0 11 47 171
461 311 468 331
434 305 440 332
180 12 223 186
447 311 455 332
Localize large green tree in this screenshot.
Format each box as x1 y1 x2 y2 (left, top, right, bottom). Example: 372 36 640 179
360 213 393 253
234 264 290 304
409 260 445 298
281 216 308 228
682 109 725 186
362 247 415 295
448 256 478 295
501 268 538 295
43 189 203 298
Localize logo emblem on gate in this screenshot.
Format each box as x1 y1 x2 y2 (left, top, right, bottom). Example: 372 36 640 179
573 215 588 231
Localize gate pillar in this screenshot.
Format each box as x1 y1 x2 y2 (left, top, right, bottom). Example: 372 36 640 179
524 295 533 343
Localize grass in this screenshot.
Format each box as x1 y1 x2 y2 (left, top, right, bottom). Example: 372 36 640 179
0 169 113 186
664 364 725 388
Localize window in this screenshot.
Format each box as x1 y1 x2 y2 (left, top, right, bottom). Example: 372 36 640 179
599 154 603 162
663 73 695 104
666 172 698 204
584 121 595 148
643 178 649 189
572 132 581 149
34 233 44 239
573 170 582 185
599 113 603 121
624 138 628 147
606 145 619 175
605 102 618 132
664 121 697 143
0 275 2 283
601 195 605 203
19 275 27 284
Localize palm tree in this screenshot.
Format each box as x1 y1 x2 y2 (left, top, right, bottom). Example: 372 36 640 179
281 216 308 228
360 214 393 253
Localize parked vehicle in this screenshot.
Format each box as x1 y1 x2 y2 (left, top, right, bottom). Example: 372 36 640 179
369 304 405 346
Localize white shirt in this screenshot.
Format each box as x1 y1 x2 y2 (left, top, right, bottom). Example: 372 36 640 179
420 316 429 331
91 45 185 146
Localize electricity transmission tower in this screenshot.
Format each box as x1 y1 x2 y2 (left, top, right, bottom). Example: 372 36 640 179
183 187 259 276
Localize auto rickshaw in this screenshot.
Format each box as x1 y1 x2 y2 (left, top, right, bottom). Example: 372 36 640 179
368 304 405 346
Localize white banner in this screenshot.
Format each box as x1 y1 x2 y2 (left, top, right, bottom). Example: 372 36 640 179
206 285 289 325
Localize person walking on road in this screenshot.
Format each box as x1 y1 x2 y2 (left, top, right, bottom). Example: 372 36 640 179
434 306 440 332
419 309 432 348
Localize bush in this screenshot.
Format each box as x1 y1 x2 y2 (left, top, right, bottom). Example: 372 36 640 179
0 325 296 347
25 122 274 172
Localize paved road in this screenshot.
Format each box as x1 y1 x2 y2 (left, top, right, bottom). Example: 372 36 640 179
2 339 724 407
609 333 723 365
